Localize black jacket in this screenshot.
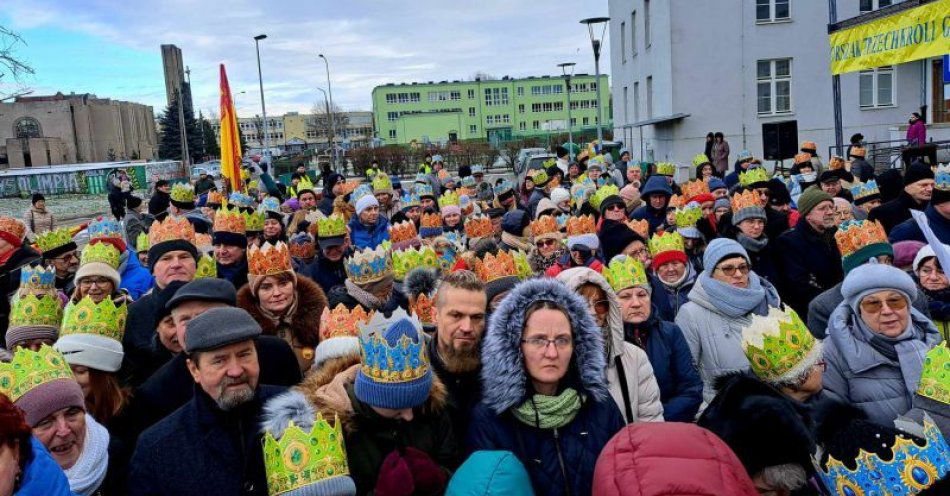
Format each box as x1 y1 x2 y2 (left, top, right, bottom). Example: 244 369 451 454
300 253 347 296
121 290 168 387
148 191 171 217
427 336 481 441
868 190 926 234
775 221 844 318
851 158 875 182
326 284 409 314
0 246 41 336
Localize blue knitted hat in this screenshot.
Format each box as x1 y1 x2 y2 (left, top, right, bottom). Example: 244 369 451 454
354 309 432 410
703 238 750 276
842 262 917 314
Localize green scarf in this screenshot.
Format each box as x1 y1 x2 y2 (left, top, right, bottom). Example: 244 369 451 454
512 388 583 429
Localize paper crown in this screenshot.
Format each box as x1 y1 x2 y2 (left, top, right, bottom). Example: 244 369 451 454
0 345 74 403
828 156 845 170
400 192 421 209
530 215 560 239
388 220 418 245
320 304 373 341
392 246 440 281
649 231 685 256
244 211 265 232
263 415 350 495
850 180 881 201
917 344 949 405
228 191 253 209
936 165 950 191
36 228 75 254
667 194 686 210
741 306 818 383
194 233 213 252
248 242 293 277
566 215 596 238
372 173 393 193
603 255 649 293
474 250 522 283
495 179 514 195
732 189 764 213
692 153 710 166
87 217 123 241
794 152 812 165
345 246 393 284
739 167 770 187
626 219 650 239
9 293 63 330
316 215 347 239
349 185 373 205
571 182 596 208
135 232 149 252
655 162 675 176
801 140 817 150
170 182 195 203
674 205 703 228
80 241 120 269
414 183 435 198
148 216 197 247
410 292 435 325
681 179 710 202
530 170 550 186
260 196 281 214
61 296 127 343
19 266 56 294
590 184 620 210
439 169 450 180
513 250 533 279
438 190 460 208
339 180 361 197
420 213 443 229
194 254 217 279
206 191 224 206
834 220 888 258
358 309 429 383
464 215 493 239
213 204 246 234
0 217 26 241
813 415 950 495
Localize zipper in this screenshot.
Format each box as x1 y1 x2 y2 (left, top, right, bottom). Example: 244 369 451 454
552 428 572 496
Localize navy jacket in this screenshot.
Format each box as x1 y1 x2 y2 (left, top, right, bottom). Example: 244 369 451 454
300 253 348 295
868 191 926 234
890 204 950 245
774 221 843 318
347 215 390 250
526 188 549 220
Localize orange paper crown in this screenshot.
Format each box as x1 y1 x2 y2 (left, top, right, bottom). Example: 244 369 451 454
420 213 443 229
207 191 224 205
465 215 493 239
213 204 246 234
289 239 316 259
530 215 560 239
248 241 293 277
834 219 888 258
626 219 649 239
794 152 812 165
828 156 845 170
681 180 710 202
0 217 26 242
731 189 764 212
667 194 686 209
410 293 435 324
148 216 196 246
320 304 373 341
566 215 596 238
474 250 519 283
388 220 418 244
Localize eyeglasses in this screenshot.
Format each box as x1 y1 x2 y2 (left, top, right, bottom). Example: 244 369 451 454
587 299 610 314
860 295 908 314
606 204 625 212
918 267 946 278
79 277 112 287
715 263 750 276
55 253 79 262
814 360 827 372
628 248 647 258
521 337 572 350
535 238 557 249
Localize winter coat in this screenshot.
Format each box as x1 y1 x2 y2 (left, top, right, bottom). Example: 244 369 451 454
237 275 327 373
774 220 843 318
148 191 171 217
326 283 409 314
428 335 482 442
807 281 930 339
23 206 54 238
623 313 703 422
543 251 604 278
711 140 730 174
0 245 41 338
890 203 950 245
119 248 154 300
194 176 216 196
16 437 74 496
217 259 249 291
121 289 167 387
347 215 389 250
526 188 549 221
123 209 149 245
851 157 875 182
868 191 926 234
469 278 626 496
647 273 675 322
822 303 943 425
299 252 348 296
593 422 758 496
556 268 664 423
907 119 927 145
446 450 535 496
128 384 285 496
918 283 950 342
629 176 671 235
657 263 696 313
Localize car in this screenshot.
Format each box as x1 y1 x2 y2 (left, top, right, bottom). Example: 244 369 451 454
516 153 557 189
515 147 548 174
193 160 222 178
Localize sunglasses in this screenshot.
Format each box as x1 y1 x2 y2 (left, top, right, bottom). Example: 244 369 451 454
587 299 610 314
860 295 908 314
715 263 750 276
606 204 625 212
535 238 557 249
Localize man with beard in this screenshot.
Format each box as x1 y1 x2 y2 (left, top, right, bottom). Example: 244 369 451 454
36 227 79 294
128 307 285 496
429 270 487 438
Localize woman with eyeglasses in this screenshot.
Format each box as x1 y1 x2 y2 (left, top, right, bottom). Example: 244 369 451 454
913 244 950 342
675 238 782 407
822 263 942 425
528 215 566 274
468 278 626 495
70 242 132 307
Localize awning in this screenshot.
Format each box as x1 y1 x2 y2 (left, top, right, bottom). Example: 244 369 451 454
621 113 690 128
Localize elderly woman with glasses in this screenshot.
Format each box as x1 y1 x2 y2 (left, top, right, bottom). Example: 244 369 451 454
913 244 950 342
70 242 132 306
822 263 942 425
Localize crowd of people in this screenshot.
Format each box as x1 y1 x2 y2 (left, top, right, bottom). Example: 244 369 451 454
0 140 947 496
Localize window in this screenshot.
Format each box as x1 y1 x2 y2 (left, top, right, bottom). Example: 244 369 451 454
387 112 398 122
385 94 396 104
469 107 476 117
517 87 524 97
570 118 577 127
467 89 475 99
518 104 525 114
470 125 477 133
532 120 540 130
388 129 396 139
486 115 494 125
756 0 790 22
859 66 894 108
646 76 653 118
633 82 640 121
519 122 526 131
621 22 627 64
14 117 41 138
450 91 461 100
860 0 892 13
623 86 628 123
484 87 509 106
583 117 590 126
644 0 651 47
631 11 637 56
591 82 597 91
531 85 563 95
757 58 792 114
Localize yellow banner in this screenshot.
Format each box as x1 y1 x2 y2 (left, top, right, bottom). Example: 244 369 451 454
829 0 950 75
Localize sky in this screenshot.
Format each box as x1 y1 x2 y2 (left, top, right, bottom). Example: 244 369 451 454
1 0 611 119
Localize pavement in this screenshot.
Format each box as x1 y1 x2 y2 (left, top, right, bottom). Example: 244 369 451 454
2 194 111 229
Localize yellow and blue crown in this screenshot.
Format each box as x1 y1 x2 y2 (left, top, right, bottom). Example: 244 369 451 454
917 344 949 406
590 184 620 210
345 246 393 284
349 184 374 205
850 180 881 203
19 266 56 294
414 183 435 199
9 293 63 330
87 217 123 240
263 414 351 495
392 245 440 281
400 192 420 209
357 309 430 385
739 167 770 187
603 255 649 293
936 165 950 191
317 214 347 239
170 182 196 204
655 162 676 176
259 196 281 214
0 345 74 403
372 173 393 193
438 191 460 208
36 228 75 254
80 241 120 269
60 296 127 343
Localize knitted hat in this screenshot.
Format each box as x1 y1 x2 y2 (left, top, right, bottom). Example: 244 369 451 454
835 220 893 274
713 197 732 211
147 217 199 271
731 190 767 226
599 221 644 263
708 177 727 193
703 238 749 276
314 304 373 369
648 232 687 268
87 216 127 253
550 187 570 207
0 217 26 248
894 240 927 269
74 241 121 289
184 307 262 353
904 161 934 186
5 294 62 350
796 186 833 217
354 309 432 409
912 244 949 272
0 345 85 427
54 296 127 372
536 198 559 218
598 195 626 216
441 205 461 218
741 306 822 387
501 210 528 236
355 194 379 215
841 263 917 313
767 178 793 206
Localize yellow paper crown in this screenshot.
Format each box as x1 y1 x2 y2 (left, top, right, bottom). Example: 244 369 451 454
195 254 217 279
648 231 685 256
834 220 888 258
345 246 393 284
565 215 596 237
917 344 949 405
320 304 373 341
692 153 710 167
263 416 350 495
80 242 120 269
474 250 520 283
674 205 703 228
36 228 74 253
741 306 818 383
731 189 764 213
589 184 620 210
213 204 246 234
512 250 533 279
410 293 436 324
9 293 63 330
464 215 493 239
0 217 26 242
626 219 649 239
603 255 649 293
681 179 710 202
655 162 675 176
530 215 560 239
358 309 429 383
739 167 770 187
170 182 195 203
0 345 74 402
61 296 127 343
244 211 265 232
392 245 440 281
248 242 293 277
135 232 150 252
420 212 443 229
372 172 393 193
438 191 460 208
388 221 418 245
148 216 197 246
317 214 347 239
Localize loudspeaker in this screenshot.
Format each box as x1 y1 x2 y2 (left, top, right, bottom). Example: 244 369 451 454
762 121 798 161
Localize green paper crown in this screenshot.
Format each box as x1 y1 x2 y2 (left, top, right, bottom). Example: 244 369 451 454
603 255 649 293
372 173 393 193
80 241 120 269
263 416 350 495
742 306 819 383
171 182 196 203
136 232 150 252
317 214 347 239
0 345 74 403
438 191 460 208
61 296 127 343
244 211 265 232
392 245 440 281
674 205 703 228
195 254 217 279
648 232 685 256
531 170 550 186
36 228 74 253
692 153 710 167
917 344 949 405
739 167 770 187
513 250 533 279
590 184 620 210
655 162 675 176
9 293 63 330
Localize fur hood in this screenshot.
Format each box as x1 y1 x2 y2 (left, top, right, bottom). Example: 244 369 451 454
482 278 608 414
555 267 624 362
237 274 328 348
404 267 440 299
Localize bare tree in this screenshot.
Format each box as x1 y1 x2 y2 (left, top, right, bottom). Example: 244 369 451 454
0 26 34 100
306 102 350 151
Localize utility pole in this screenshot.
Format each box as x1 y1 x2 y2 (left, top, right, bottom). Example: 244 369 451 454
558 62 577 161
581 17 610 149
254 34 270 165
319 54 337 168
828 0 844 156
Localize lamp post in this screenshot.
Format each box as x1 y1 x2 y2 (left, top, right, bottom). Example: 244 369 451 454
557 62 577 161
253 34 270 165
318 54 337 168
316 87 331 161
580 17 610 149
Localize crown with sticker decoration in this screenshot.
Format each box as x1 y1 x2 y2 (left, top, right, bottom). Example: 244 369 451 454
345 246 393 284
0 345 75 403
262 414 350 495
626 219 650 239
512 250 533 279
438 191 459 208
194 233 213 252
320 304 373 341
603 255 649 293
590 184 620 210
9 293 63 330
495 179 514 195
649 231 685 257
667 194 685 209
731 189 764 213
400 192 421 209
213 204 246 234
244 211 265 232
19 266 56 295
420 213 443 229
259 196 281 214
474 250 520 283
61 296 127 343
794 152 811 165
0 217 26 242
135 232 149 253
288 239 316 260
36 228 75 254
935 165 950 191
917 344 949 405
228 192 253 209
148 216 196 246
834 220 888 258
388 221 418 245
530 215 560 239
170 182 195 203
739 167 770 187
741 306 819 384
87 217 123 241
194 254 217 279
409 292 435 325
464 215 492 239
316 215 347 239
392 246 440 281
206 191 224 206
655 162 675 176
372 173 393 193
692 153 710 167
414 182 435 199
80 241 120 269
850 180 881 202
530 170 550 186
571 181 596 208
566 215 596 238
828 156 846 170
358 309 429 383
681 180 710 202
674 205 703 228
248 242 293 277
349 184 374 206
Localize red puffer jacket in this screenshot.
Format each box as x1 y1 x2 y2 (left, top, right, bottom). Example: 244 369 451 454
593 422 758 496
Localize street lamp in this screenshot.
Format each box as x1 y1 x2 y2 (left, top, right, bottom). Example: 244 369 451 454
580 17 610 148
557 62 577 161
316 87 331 159
253 34 270 165
318 53 337 168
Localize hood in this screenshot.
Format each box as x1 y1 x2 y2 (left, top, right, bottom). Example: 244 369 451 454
640 175 672 198
237 275 328 347
322 172 342 197
555 267 624 361
446 451 534 496
482 278 609 414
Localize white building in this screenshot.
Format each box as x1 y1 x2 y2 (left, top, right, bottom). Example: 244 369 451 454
607 0 949 173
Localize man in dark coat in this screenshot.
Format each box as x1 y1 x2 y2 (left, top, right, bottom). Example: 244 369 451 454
318 172 345 216
868 161 934 233
127 307 285 496
0 217 41 336
629 175 672 234
889 174 950 245
525 170 553 220
148 180 172 217
299 233 350 295
849 146 875 182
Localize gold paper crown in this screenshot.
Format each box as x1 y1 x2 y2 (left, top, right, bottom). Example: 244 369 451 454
794 152 811 165
741 306 818 383
207 191 224 206
392 245 440 281
248 242 293 277
667 194 685 209
834 220 888 258
135 232 149 252
388 220 418 245
36 228 74 253
530 215 560 239
918 344 949 405
565 215 596 238
464 215 493 239
739 167 769 187
61 296 127 342
438 191 460 208
345 246 393 284
194 233 213 252
80 241 120 269
289 240 316 260
589 184 620 210
603 255 649 293
148 216 197 246
9 293 63 330
170 182 195 203
195 254 217 279
626 219 649 239
474 250 520 283
649 231 685 256
731 189 764 213
358 309 429 383
828 156 845 170
372 173 393 193
674 205 703 228
681 180 710 202
244 211 265 232
420 213 443 229
0 217 26 241
655 162 675 176
263 415 350 495
317 214 347 239
410 293 436 324
0 345 74 402
213 204 246 234
320 304 373 341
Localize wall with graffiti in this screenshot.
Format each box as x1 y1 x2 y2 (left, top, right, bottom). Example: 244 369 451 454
0 161 185 198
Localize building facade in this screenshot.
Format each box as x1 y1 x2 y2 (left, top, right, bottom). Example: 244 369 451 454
210 111 374 153
0 92 158 168
371 74 612 145
608 0 948 170
161 44 194 110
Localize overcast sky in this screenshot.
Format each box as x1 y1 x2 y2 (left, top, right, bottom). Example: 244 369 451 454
2 0 611 119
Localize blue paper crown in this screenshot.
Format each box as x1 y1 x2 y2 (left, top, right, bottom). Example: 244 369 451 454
350 184 374 205
414 172 428 183
461 176 476 188
228 192 253 208
495 179 514 195
87 218 122 239
259 196 281 213
344 246 392 284
401 192 420 209
935 165 950 191
20 265 56 288
849 180 881 200
358 309 429 384
414 183 434 198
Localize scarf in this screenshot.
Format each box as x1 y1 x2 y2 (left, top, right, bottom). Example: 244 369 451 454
663 262 693 290
698 270 779 318
64 415 109 496
529 246 565 274
258 290 299 328
345 278 383 309
501 231 533 252
855 313 935 395
512 388 583 430
736 233 768 254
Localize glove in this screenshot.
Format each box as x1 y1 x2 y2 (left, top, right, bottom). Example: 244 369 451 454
374 450 414 496
403 447 448 495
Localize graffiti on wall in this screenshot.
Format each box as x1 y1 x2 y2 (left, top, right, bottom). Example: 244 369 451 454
0 161 183 198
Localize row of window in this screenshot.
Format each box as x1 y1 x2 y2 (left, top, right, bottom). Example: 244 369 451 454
485 114 510 125
387 116 596 141
385 92 422 104
619 0 651 64
428 91 461 102
531 102 565 113
382 82 600 106
531 84 563 95
237 120 281 131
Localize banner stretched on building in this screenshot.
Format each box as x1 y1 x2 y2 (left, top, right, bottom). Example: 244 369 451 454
828 0 950 75
219 64 243 192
